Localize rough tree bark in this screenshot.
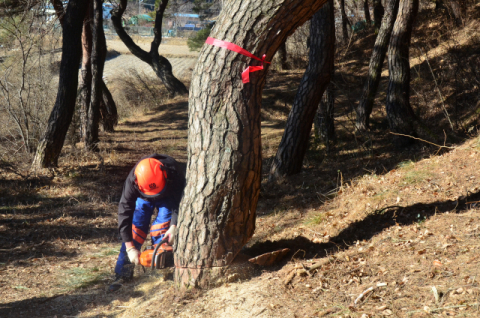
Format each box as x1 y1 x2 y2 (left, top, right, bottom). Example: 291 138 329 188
373 0 385 32
84 0 104 150
340 0 351 44
32 0 89 168
277 42 289 70
269 0 335 181
315 83 336 151
355 0 400 131
79 2 92 140
386 0 419 147
111 0 188 97
364 0 372 26
51 0 117 140
174 0 329 289
448 0 466 26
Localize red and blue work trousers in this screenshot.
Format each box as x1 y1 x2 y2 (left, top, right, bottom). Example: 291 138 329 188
115 198 171 276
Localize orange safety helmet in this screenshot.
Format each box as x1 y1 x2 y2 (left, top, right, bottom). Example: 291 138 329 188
134 158 166 196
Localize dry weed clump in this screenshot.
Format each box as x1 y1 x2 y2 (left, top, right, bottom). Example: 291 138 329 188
0 13 61 164
109 68 168 119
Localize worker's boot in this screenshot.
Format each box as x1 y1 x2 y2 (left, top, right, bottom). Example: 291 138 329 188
108 264 134 292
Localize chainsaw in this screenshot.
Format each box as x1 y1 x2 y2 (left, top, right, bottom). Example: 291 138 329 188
139 237 173 269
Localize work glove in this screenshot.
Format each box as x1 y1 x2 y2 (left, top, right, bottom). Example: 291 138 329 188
164 225 176 245
126 246 140 265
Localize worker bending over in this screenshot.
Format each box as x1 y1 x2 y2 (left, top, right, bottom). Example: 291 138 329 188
109 154 185 292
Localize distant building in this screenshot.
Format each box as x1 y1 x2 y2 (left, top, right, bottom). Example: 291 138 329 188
166 13 211 32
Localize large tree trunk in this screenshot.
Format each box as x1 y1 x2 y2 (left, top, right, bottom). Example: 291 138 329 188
50 0 118 143
355 0 400 131
364 0 372 26
32 0 89 168
174 0 329 289
340 0 351 44
315 82 336 151
111 0 188 97
269 0 335 181
85 0 104 150
386 0 419 147
79 4 92 141
373 0 385 32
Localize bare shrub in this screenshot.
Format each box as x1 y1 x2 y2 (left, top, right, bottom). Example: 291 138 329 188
0 8 61 163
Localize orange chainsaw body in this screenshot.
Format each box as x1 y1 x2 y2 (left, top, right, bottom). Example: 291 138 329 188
139 243 173 267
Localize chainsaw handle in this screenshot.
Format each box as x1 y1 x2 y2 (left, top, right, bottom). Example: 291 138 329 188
151 237 169 270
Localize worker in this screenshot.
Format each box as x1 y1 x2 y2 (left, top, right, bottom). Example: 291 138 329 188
109 154 186 292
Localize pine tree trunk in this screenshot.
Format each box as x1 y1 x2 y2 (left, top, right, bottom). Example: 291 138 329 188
268 0 335 181
278 42 289 71
174 0 329 289
355 0 400 131
99 80 118 132
80 4 92 141
111 0 188 97
448 0 465 26
85 0 104 151
32 0 89 168
386 0 419 147
340 0 350 44
373 0 385 32
364 0 372 26
315 83 336 151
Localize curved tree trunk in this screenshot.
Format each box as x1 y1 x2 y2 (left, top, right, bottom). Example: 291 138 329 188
32 0 89 168
85 0 104 150
364 0 372 26
174 0 329 290
315 82 336 151
386 0 419 147
111 0 188 97
355 0 400 131
269 0 335 181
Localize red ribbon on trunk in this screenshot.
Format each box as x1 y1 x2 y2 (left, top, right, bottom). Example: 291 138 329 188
205 37 270 84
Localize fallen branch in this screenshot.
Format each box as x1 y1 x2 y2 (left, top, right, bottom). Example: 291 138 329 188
307 256 334 274
389 132 455 149
354 282 387 306
283 268 296 286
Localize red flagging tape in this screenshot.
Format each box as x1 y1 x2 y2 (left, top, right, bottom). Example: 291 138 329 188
206 37 270 84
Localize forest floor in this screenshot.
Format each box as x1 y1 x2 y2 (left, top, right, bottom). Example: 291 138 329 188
1 5 480 318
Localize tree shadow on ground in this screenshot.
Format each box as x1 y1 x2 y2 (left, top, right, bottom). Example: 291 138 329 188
0 289 143 318
246 189 480 262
